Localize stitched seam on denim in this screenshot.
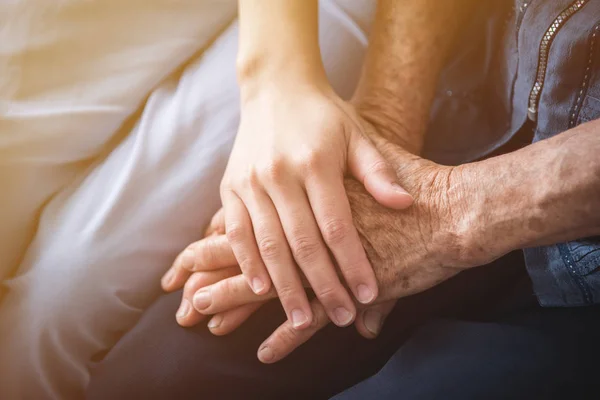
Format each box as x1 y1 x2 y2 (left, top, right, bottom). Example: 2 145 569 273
569 242 589 252
558 243 593 304
573 248 600 264
567 236 600 267
569 22 600 128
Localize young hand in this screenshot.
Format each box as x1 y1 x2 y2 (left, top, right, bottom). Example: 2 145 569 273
219 82 412 330
180 143 469 363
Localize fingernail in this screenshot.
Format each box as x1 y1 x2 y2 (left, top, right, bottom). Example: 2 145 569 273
357 284 375 304
291 309 309 329
176 300 191 319
208 314 223 329
161 269 174 287
180 249 195 270
391 183 409 195
364 310 383 335
251 277 265 294
193 290 211 310
334 307 353 326
258 346 274 363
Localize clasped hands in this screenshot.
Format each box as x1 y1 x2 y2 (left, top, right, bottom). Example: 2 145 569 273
161 98 473 364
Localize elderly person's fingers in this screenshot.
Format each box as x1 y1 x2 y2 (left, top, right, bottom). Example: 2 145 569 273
161 259 192 292
256 298 329 364
254 299 397 363
162 235 237 292
181 235 238 272
354 300 397 339
204 208 225 237
207 301 266 335
191 274 278 315
176 267 240 327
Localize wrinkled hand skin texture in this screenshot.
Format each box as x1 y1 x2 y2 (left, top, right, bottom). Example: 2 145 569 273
344 126 469 303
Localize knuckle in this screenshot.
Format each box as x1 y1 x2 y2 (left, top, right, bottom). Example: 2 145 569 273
260 158 287 184
195 241 215 269
257 237 280 260
340 260 367 282
322 219 352 246
245 168 262 189
226 223 247 244
278 325 300 345
290 236 321 265
252 220 271 239
274 282 298 302
366 159 391 176
296 150 323 174
314 285 342 304
229 170 259 192
218 278 237 299
236 255 255 274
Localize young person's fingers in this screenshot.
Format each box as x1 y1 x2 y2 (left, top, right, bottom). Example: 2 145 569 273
306 172 378 309
257 298 330 364
222 190 272 295
267 180 356 327
237 188 314 330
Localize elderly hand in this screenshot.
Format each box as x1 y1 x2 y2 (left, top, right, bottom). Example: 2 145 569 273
162 133 475 362
161 208 396 339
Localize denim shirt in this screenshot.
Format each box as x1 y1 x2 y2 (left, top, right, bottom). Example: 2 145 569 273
423 0 600 306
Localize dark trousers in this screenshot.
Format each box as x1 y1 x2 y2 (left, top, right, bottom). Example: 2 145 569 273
334 307 600 399
85 252 600 399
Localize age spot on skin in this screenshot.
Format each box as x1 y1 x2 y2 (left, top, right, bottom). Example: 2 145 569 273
393 272 411 290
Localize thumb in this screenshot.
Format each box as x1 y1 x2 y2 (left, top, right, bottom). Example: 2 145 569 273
355 300 397 339
348 134 413 210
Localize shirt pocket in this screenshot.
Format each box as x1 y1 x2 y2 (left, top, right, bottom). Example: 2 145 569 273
566 236 600 276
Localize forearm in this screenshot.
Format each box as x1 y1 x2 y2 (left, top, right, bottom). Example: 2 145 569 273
353 0 477 154
236 0 327 98
453 121 600 265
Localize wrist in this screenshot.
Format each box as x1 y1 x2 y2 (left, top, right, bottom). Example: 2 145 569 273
445 161 528 269
388 156 470 269
353 92 428 156
420 164 475 269
442 164 486 268
236 53 329 103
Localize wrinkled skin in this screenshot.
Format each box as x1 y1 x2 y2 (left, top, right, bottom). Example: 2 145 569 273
346 133 465 303
160 115 471 363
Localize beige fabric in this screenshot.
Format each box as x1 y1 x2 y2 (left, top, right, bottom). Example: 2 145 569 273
0 0 238 282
